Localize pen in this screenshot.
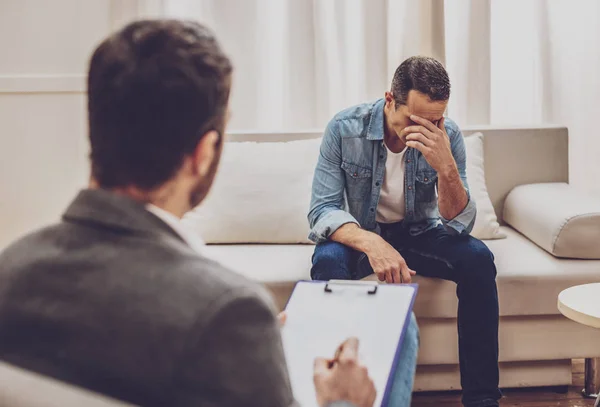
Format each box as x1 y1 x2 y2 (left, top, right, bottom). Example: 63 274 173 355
328 346 343 368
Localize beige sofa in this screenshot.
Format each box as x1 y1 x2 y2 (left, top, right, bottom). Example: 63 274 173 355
206 126 600 391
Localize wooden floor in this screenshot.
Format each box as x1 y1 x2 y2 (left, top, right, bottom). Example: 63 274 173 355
412 359 597 406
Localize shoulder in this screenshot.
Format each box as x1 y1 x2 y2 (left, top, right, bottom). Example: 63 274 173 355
443 117 463 140
0 223 63 272
326 99 382 138
176 254 274 316
0 222 275 333
152 245 280 343
332 99 379 123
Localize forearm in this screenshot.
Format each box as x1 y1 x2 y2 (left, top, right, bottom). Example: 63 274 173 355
437 163 468 220
331 223 381 254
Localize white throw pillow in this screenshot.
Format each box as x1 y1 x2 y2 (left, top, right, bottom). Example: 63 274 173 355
464 133 506 240
183 133 504 243
182 138 320 244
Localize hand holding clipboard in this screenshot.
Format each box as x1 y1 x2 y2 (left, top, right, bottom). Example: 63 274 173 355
281 280 417 407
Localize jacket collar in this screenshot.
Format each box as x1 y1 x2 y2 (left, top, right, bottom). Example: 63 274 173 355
62 188 185 243
366 98 386 141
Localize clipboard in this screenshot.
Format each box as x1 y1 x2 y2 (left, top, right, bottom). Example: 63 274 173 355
281 280 418 407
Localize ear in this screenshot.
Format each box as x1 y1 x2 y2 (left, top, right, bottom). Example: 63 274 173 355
384 91 395 110
191 130 220 177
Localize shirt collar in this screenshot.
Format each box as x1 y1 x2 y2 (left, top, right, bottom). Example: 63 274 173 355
145 204 206 255
366 98 386 141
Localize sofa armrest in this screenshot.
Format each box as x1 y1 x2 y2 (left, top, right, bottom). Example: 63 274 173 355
504 183 600 259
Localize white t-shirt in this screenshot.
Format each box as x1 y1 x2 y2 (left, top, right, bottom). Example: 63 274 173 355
376 145 407 224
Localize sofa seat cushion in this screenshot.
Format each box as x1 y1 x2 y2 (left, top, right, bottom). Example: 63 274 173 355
206 227 600 318
490 227 600 316
205 244 313 283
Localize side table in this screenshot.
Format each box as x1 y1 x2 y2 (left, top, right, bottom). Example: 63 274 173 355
558 283 600 407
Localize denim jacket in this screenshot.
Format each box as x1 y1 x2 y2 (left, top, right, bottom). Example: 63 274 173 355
308 98 476 243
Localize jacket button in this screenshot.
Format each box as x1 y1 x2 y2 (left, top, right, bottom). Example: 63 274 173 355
407 159 411 163
424 177 429 182
370 208 374 212
408 186 413 190
379 155 384 159
353 173 358 177
375 182 380 186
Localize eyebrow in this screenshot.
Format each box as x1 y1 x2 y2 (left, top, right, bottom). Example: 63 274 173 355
412 115 442 123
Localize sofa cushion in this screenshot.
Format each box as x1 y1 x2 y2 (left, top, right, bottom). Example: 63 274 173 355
504 183 600 259
205 244 313 282
183 138 321 244
464 133 505 240
412 227 600 318
206 227 600 317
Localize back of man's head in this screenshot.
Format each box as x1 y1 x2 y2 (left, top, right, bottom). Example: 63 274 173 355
87 20 232 191
390 56 450 106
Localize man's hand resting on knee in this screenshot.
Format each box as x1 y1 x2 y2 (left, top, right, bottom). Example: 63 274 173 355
366 237 415 284
331 223 415 283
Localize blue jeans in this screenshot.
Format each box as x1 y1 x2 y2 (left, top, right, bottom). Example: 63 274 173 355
388 313 419 407
311 223 501 407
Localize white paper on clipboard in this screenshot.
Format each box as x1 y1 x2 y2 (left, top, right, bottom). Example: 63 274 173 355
281 280 417 407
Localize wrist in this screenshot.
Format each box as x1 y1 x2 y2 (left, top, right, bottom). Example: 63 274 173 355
360 233 383 255
438 161 459 180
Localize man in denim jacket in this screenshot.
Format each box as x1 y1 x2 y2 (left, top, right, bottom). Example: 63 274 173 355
308 56 500 407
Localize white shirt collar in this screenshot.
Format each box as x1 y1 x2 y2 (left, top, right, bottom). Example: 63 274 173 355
145 204 206 255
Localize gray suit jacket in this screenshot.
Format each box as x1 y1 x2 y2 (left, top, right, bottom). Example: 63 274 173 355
0 189 298 407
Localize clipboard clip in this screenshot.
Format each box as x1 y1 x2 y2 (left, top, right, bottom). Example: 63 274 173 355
324 280 378 295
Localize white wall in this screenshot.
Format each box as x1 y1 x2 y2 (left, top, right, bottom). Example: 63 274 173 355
0 0 161 249
488 0 600 193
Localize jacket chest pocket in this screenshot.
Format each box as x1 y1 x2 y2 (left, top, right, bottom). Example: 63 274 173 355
415 170 438 204
415 170 438 185
341 161 372 201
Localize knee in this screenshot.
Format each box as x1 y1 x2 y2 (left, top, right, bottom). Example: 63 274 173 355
311 241 353 280
312 241 351 265
460 240 497 282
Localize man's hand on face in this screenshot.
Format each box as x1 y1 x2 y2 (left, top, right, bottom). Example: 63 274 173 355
365 235 415 284
313 337 377 407
401 116 457 176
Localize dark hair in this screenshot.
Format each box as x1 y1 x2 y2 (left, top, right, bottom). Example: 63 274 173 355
390 56 450 106
87 20 232 189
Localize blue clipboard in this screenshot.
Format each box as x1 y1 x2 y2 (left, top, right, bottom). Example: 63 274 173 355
281 280 418 407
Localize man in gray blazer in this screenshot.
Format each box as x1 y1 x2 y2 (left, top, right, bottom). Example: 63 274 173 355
0 20 418 407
